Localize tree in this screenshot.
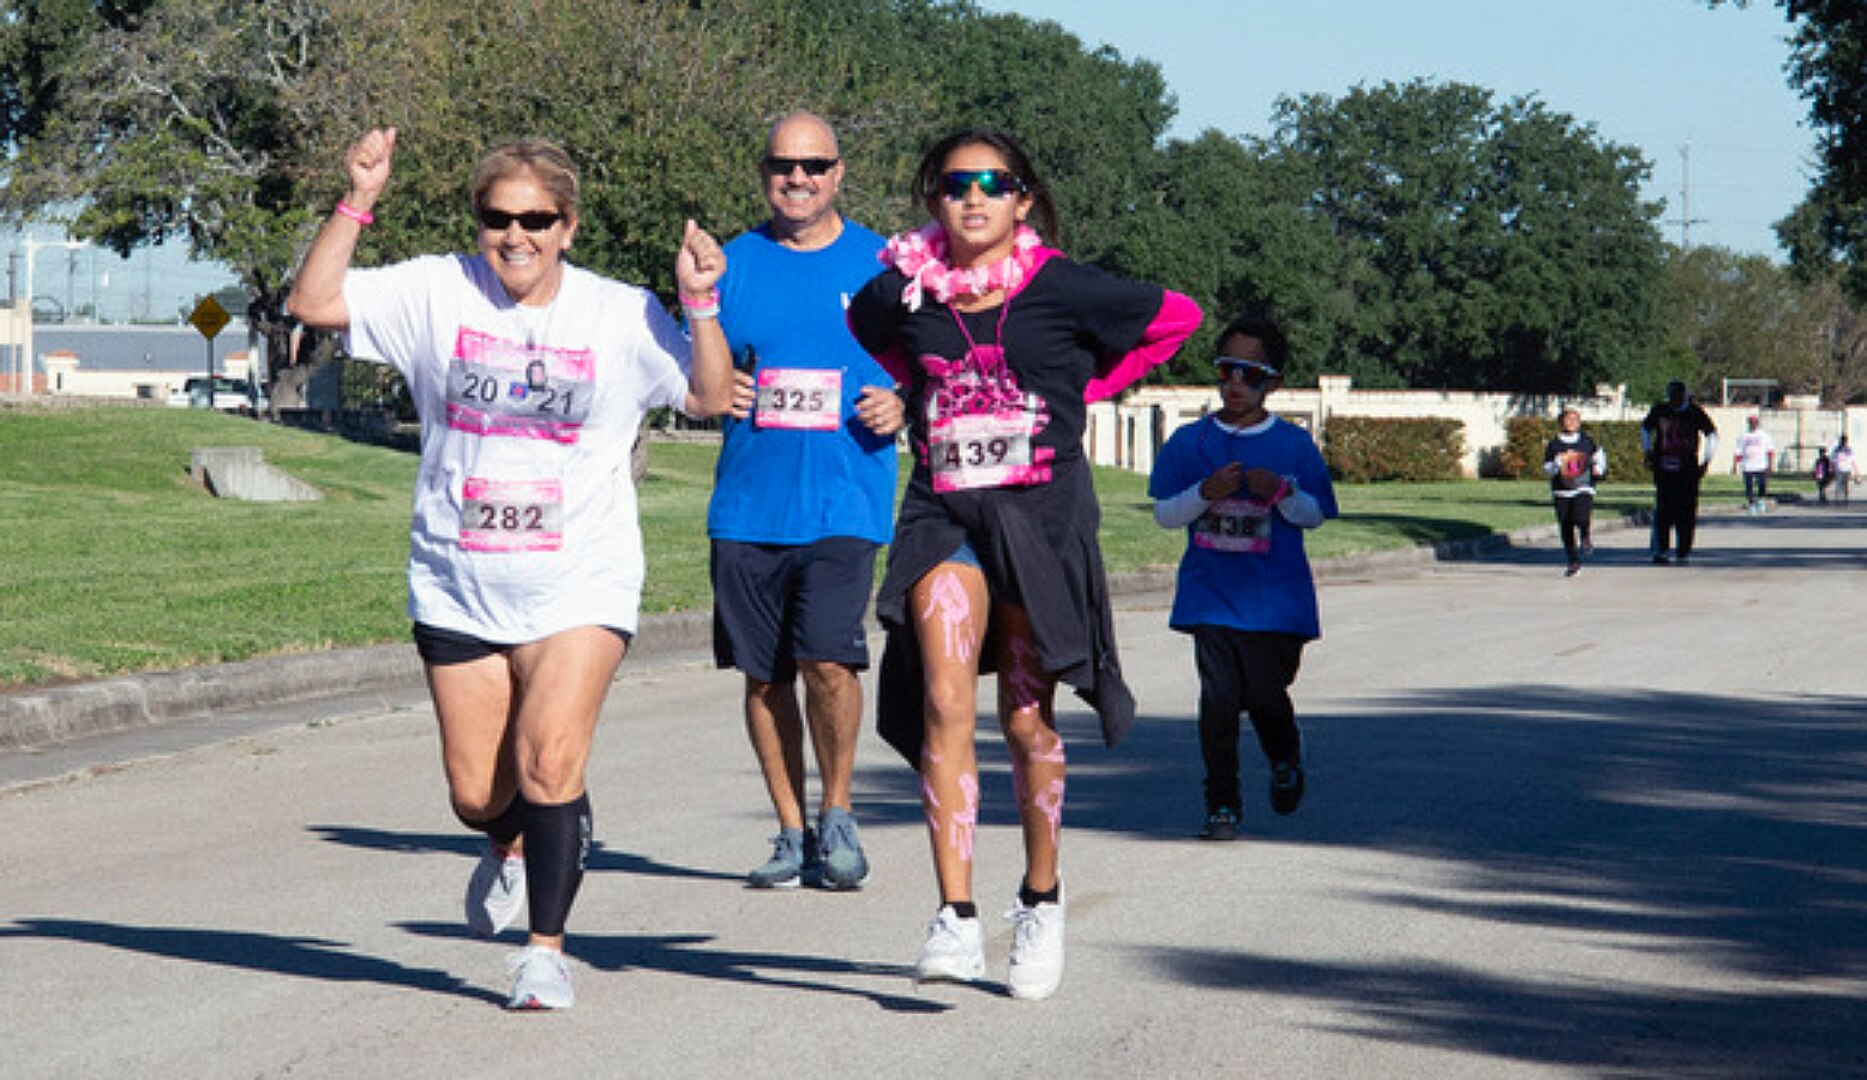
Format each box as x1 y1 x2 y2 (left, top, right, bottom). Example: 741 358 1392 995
1710 2 1867 300
1246 79 1668 394
1661 245 1830 398
0 0 1190 400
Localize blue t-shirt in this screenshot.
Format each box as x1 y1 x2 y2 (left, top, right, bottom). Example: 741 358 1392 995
707 220 896 545
1147 414 1339 639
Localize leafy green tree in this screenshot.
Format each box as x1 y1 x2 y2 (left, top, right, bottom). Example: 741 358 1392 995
1660 245 1829 397
1709 2 1867 300
1251 80 1668 394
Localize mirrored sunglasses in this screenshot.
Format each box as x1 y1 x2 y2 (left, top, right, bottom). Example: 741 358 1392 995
1217 359 1276 388
478 208 563 233
763 156 839 177
940 169 1027 201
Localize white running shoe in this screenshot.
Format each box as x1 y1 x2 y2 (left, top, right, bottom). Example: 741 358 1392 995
914 905 985 985
506 944 574 1010
1005 895 1066 1001
466 842 525 938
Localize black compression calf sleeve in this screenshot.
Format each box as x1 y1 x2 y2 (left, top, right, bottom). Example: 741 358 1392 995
525 793 592 937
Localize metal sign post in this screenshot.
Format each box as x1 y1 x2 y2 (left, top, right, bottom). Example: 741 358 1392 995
188 295 230 406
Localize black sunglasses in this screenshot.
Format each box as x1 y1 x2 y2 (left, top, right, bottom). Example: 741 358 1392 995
478 208 563 233
1217 360 1274 389
939 169 1026 201
763 156 839 177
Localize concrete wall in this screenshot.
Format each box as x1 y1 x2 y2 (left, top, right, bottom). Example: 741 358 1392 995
37 353 256 400
1092 376 1867 478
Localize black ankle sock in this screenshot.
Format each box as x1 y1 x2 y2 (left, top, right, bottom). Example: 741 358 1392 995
459 793 531 846
948 901 978 920
1019 881 1060 908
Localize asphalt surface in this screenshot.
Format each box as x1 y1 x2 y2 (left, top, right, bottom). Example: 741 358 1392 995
2 503 1863 1078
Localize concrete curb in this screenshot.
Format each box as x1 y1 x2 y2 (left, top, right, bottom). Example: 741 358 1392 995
0 511 1651 753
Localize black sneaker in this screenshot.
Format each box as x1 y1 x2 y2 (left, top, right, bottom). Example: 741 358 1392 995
1652 553 1671 565
1198 806 1241 841
1565 561 1581 577
1270 760 1305 816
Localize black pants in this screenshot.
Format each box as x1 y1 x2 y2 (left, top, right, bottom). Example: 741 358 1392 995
1554 493 1594 562
1743 471 1769 503
1651 470 1702 557
1193 627 1305 812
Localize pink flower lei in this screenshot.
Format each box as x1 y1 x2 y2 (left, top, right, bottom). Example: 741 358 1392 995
880 222 1042 311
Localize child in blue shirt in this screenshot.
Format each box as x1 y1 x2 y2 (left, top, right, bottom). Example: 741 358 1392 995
1148 313 1337 840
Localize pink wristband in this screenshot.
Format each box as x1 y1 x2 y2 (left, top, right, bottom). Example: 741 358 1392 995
679 289 720 309
334 201 374 226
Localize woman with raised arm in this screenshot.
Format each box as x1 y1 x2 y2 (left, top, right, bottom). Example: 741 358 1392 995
288 127 731 1010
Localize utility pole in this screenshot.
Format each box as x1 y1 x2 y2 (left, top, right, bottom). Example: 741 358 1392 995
1666 142 1709 251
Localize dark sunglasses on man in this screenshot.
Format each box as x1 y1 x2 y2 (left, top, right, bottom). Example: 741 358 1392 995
762 156 839 177
1216 358 1278 389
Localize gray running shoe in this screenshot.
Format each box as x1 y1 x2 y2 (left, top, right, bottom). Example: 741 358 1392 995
815 807 871 890
506 944 574 1010
748 827 806 889
465 841 525 938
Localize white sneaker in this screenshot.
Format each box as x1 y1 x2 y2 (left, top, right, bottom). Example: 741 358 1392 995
506 944 574 1010
914 905 985 985
466 842 525 938
1006 895 1066 1001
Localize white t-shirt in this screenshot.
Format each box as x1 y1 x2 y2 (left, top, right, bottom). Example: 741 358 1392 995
1734 428 1775 471
345 254 694 640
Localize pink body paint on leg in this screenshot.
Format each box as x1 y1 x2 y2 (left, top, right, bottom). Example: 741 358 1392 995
922 769 979 863
1022 728 1066 845
1033 778 1065 847
921 569 974 664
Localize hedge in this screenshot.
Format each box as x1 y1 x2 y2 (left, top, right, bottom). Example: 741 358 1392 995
1498 417 1647 481
1323 416 1464 483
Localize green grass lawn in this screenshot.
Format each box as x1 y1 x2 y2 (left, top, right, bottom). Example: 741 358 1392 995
0 404 1747 687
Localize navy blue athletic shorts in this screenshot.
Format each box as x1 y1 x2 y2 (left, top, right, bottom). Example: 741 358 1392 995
710 536 878 684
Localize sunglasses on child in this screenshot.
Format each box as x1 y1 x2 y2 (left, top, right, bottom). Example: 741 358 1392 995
939 169 1028 201
1217 360 1275 388
478 208 564 233
762 156 840 177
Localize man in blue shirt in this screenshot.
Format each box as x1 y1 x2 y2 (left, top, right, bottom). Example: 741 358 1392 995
1148 313 1337 841
709 112 902 888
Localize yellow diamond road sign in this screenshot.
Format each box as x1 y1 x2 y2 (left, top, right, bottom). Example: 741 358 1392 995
190 295 231 341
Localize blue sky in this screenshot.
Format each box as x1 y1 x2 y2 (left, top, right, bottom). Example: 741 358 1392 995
978 0 1811 258
2 231 237 325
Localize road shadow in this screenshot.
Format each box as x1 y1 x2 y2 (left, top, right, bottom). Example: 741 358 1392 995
0 918 502 1005
306 825 741 884
396 920 949 1013
1145 946 1862 1080
1453 506 1867 573
1036 684 1866 1078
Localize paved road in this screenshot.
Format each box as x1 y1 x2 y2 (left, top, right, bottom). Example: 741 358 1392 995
3 505 1863 1079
